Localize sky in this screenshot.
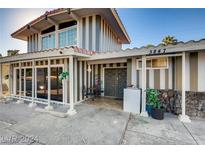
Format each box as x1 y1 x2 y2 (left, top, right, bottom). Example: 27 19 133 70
1 8 205 56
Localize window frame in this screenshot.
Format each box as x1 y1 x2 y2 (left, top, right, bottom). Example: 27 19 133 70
136 57 169 70
58 25 77 48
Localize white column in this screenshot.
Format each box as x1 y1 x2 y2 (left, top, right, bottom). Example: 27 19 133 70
92 15 96 51
29 60 37 107
45 58 53 111
179 52 191 123
140 56 148 117
9 64 13 96
77 19 81 47
74 58 78 103
24 68 26 96
185 53 190 91
16 62 23 104
67 56 77 115
131 57 137 87
79 61 83 101
84 61 87 99
0 63 2 98
64 58 68 104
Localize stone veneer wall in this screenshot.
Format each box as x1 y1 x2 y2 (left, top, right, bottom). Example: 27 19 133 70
157 90 205 118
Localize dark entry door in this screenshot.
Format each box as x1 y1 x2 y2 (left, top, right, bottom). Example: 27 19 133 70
104 68 127 98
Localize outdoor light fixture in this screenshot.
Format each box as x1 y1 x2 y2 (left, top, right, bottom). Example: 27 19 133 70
39 85 44 90
87 65 91 72
59 51 63 54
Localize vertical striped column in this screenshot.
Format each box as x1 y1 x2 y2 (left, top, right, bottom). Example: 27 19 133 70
100 64 104 96
100 18 103 51
131 57 137 86
88 64 91 89
74 59 78 103
38 33 41 50
168 58 173 89
45 58 53 110
140 56 148 117
84 61 87 98
0 63 2 98
85 16 89 50
149 69 154 89
91 65 94 88
55 25 59 48
160 69 165 89
79 61 83 101
197 52 205 91
92 15 96 51
67 56 77 115
64 58 68 104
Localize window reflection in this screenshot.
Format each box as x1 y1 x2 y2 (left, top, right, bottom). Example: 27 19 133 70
37 68 48 99
26 68 32 97
51 67 63 101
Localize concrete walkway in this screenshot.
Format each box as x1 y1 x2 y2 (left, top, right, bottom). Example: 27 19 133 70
0 100 129 144
0 99 205 145
122 113 205 145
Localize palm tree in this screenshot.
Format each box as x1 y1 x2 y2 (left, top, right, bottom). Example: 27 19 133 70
7 50 19 56
162 35 178 45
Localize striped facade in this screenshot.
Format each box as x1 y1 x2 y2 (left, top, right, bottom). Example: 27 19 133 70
27 15 122 53
135 51 205 92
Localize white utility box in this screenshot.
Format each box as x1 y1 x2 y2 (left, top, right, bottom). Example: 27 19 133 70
123 88 141 114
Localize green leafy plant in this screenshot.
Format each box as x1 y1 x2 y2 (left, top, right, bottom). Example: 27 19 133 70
59 71 69 81
145 88 161 109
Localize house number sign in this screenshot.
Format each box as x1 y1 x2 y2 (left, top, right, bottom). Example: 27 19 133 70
149 48 166 55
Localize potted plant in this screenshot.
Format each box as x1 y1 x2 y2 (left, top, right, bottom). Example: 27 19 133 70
150 89 164 120
146 89 164 120
145 88 153 116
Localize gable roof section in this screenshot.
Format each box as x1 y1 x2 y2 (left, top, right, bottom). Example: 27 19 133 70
0 46 95 63
11 8 130 44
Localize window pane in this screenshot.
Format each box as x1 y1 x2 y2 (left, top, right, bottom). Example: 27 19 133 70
51 67 63 101
37 68 48 99
42 34 55 50
59 27 77 48
16 69 19 95
26 68 32 97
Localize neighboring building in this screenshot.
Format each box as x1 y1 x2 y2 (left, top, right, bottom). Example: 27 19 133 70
0 8 205 121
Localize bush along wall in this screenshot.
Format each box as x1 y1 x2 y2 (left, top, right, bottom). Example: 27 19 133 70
157 90 205 118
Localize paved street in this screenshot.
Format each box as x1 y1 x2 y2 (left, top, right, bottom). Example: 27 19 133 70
0 99 205 145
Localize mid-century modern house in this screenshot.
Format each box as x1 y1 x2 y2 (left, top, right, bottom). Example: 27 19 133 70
0 8 205 122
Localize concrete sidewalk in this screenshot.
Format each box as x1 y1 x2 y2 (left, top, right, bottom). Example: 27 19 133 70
0 101 129 144
122 113 205 145
0 100 205 145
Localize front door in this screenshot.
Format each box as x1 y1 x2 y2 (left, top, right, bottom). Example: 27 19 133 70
104 68 127 98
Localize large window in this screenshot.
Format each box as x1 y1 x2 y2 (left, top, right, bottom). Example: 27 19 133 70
26 68 32 97
137 57 168 69
59 27 77 48
36 68 48 99
41 33 55 50
51 67 63 101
